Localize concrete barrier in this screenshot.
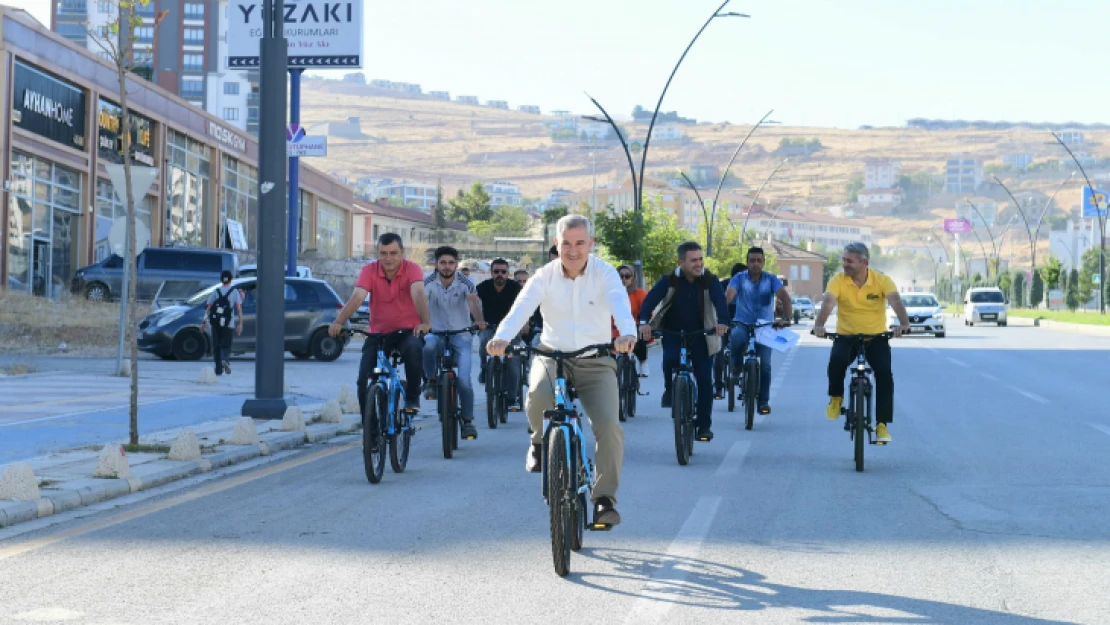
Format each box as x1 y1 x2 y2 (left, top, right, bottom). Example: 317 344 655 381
0 463 40 501
168 430 202 461
197 368 217 384
229 417 260 445
92 444 132 479
280 406 306 432
320 400 343 423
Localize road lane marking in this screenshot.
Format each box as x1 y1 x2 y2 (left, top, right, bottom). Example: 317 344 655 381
0 441 358 561
714 441 752 477
0 396 198 427
1008 385 1049 405
1089 423 1110 438
622 496 722 625
947 357 970 368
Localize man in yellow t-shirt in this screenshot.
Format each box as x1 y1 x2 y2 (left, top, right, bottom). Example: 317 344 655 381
814 242 910 443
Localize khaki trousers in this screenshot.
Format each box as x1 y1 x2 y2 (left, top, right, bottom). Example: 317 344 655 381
526 350 623 504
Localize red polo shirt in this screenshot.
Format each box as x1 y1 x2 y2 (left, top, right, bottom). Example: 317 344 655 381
356 259 425 333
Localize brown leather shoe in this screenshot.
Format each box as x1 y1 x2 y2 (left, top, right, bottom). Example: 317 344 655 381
525 444 541 473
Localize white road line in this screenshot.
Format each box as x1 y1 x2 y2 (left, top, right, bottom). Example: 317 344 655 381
1089 423 1110 438
714 441 752 477
1008 385 1049 405
947 357 970 368
980 372 1000 382
0 395 198 427
622 496 723 625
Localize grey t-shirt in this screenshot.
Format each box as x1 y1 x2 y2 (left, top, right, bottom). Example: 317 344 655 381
424 272 475 332
206 285 243 325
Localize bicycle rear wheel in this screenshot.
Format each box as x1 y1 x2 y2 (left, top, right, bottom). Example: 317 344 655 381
547 426 572 577
854 381 866 472
390 391 411 473
684 385 695 458
744 359 759 431
440 372 454 459
726 359 735 412
363 384 387 483
673 376 690 466
617 357 629 422
569 436 586 552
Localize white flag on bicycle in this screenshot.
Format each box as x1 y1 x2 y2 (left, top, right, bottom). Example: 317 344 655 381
755 327 799 352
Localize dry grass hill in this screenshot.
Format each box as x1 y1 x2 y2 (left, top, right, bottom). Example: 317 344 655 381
298 77 1110 260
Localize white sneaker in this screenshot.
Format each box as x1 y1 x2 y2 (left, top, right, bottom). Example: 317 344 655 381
639 361 650 377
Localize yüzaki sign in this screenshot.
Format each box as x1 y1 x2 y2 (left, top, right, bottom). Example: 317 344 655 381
227 0 364 68
944 218 972 234
97 99 155 166
207 121 247 153
12 61 87 149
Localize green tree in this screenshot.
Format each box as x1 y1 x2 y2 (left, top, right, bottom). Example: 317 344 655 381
448 182 493 222
1039 256 1063 290
541 205 568 245
845 173 864 203
1011 271 1025 308
1065 268 1080 311
972 272 983 284
594 204 644 265
594 200 689 284
1079 247 1104 306
823 252 841 289
1030 271 1044 308
999 271 1012 296
433 179 447 231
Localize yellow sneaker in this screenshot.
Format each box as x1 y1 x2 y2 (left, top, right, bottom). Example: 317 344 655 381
876 423 891 444
826 397 842 420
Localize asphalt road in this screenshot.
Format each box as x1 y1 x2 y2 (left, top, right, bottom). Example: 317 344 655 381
0 321 1107 624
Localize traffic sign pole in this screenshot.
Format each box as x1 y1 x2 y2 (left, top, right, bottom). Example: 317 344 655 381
287 68 302 278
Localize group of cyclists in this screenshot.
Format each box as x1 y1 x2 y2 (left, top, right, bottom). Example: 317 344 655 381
328 214 912 528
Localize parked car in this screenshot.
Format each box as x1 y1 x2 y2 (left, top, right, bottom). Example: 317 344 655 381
136 277 349 362
237 263 313 279
964 287 1008 326
72 248 238 302
889 292 946 337
351 296 370 325
791 296 816 320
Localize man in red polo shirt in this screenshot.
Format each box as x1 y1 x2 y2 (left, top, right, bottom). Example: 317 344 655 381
330 233 432 414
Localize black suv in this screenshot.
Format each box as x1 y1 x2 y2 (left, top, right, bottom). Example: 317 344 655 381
137 278 349 362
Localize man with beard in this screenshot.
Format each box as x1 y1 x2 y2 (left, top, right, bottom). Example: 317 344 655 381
476 258 523 410
726 248 792 416
422 246 486 439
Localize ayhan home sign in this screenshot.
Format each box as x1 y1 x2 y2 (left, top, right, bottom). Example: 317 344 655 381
12 61 87 149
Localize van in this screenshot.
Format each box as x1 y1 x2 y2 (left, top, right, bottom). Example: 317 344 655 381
71 248 239 301
237 263 313 279
963 287 1008 326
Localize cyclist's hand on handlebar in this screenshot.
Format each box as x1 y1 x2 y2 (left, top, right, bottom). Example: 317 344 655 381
614 335 636 354
715 323 728 337
814 325 827 338
414 323 431 338
328 322 344 338
487 338 510 357
638 323 653 341
772 319 788 329
476 321 488 331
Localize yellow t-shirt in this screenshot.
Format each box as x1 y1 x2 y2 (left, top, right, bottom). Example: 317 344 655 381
826 269 896 335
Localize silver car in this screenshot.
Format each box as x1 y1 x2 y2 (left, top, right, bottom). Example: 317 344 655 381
791 296 815 320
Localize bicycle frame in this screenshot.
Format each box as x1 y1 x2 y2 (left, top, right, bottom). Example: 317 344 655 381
368 340 409 438
542 360 593 506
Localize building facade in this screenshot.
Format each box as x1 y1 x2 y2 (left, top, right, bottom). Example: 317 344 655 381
2 9 354 297
945 155 983 194
364 179 437 211
487 181 522 207
757 239 826 301
745 209 875 249
352 200 465 257
863 159 900 190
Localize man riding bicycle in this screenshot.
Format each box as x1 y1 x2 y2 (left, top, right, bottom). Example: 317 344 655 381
725 247 792 415
614 264 651 376
477 258 523 411
422 246 487 439
714 262 746 397
330 233 431 415
638 241 729 442
814 242 910 444
487 214 636 526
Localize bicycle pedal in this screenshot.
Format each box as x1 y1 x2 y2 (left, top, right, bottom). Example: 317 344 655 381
464 434 477 440
588 523 613 531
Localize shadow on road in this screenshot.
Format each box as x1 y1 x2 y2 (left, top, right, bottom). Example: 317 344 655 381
573 548 1080 624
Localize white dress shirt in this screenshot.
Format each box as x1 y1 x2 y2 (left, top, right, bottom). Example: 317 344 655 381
493 255 636 351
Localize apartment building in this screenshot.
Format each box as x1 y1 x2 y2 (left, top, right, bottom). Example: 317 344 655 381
456 95 479 105
945 155 983 194
563 180 750 232
429 90 451 101
487 181 522 207
352 200 466 255
863 159 901 189
364 180 438 211
204 0 252 132
51 0 218 109
517 105 541 114
746 208 875 249
486 100 509 110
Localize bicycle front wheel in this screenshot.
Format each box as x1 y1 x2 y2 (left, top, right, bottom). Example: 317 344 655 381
486 358 500 429
569 436 586 552
547 426 572 577
673 376 690 466
854 381 867 472
440 372 455 459
744 359 758 431
726 359 735 413
363 384 387 484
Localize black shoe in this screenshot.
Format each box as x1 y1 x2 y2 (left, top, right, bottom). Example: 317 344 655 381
214 369 223 376
714 388 725 400
759 404 771 415
223 361 231 375
423 380 437 401
593 496 621 526
696 427 714 442
525 444 541 473
403 401 420 414
508 401 522 412
478 369 486 385
461 420 478 439
661 391 672 409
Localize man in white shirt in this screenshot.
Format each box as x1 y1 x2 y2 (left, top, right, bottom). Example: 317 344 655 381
487 215 636 526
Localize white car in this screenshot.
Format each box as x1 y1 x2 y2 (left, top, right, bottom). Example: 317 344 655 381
889 292 946 337
964 287 1008 327
238 264 313 279
791 296 816 320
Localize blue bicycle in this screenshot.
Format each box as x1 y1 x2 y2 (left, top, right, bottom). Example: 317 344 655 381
349 328 416 484
729 320 775 431
655 328 716 465
507 341 615 578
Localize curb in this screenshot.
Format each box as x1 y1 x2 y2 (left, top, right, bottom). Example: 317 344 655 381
0 412 361 529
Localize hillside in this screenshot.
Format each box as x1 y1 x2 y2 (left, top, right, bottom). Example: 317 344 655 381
298 77 1109 261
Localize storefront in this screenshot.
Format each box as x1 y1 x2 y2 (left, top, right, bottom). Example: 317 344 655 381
7 60 87 297
95 97 155 261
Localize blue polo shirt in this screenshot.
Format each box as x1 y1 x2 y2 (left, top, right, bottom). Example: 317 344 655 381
728 270 783 324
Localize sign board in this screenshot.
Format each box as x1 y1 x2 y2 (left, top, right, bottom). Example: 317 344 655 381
1094 274 1102 285
1048 288 1064 310
1081 186 1108 218
12 61 87 149
286 124 327 157
944 218 972 234
97 98 155 166
207 121 247 153
227 0 364 68
226 219 248 251
629 140 643 154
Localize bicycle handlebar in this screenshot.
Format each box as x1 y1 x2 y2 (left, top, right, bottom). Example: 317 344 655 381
652 328 718 339
812 331 894 340
507 342 613 360
346 327 414 339
430 325 480 337
730 320 780 329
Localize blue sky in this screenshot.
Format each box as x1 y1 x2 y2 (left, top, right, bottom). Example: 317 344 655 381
17 0 1110 128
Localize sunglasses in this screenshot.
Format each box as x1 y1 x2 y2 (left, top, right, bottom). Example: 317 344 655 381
492 269 508 275
620 273 633 279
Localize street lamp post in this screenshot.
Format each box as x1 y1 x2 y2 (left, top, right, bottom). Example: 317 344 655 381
586 1 748 285
993 171 1075 308
1049 129 1104 313
738 158 789 245
915 233 941 288
962 197 1000 278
